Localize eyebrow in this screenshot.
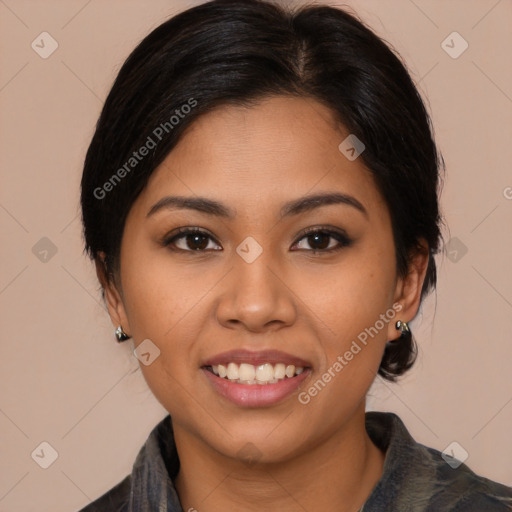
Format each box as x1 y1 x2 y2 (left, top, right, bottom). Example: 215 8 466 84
146 192 368 220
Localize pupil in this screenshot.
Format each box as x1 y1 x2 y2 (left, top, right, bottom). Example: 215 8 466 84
189 234 208 250
310 233 328 250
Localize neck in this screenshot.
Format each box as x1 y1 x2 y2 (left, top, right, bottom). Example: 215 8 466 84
173 405 385 512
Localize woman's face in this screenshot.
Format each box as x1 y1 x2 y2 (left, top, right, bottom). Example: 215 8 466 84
104 95 425 463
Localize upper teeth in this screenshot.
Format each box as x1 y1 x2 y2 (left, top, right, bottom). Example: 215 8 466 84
211 362 304 384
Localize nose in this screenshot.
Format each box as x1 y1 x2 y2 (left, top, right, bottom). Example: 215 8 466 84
215 248 297 333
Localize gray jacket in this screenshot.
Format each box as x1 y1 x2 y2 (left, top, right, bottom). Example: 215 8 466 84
78 411 512 511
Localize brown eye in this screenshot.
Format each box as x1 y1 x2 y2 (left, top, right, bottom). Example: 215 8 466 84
292 228 352 253
163 228 221 252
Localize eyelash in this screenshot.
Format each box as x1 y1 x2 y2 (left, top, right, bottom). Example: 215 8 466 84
161 226 353 255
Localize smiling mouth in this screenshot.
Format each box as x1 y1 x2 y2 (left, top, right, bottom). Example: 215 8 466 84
203 362 308 385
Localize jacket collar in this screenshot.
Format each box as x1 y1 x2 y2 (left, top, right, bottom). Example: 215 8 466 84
129 415 182 511
125 411 459 511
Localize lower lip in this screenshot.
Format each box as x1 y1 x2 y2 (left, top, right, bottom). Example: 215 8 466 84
202 368 311 407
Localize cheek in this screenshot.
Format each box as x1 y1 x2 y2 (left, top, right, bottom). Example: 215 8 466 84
118 252 213 401
302 246 396 382
300 247 395 334
121 246 219 340
299 291 394 415
121 261 207 419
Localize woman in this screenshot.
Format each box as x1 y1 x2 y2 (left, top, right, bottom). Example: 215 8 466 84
78 0 512 510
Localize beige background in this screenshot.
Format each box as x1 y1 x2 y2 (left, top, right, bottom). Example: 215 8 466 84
0 0 511 510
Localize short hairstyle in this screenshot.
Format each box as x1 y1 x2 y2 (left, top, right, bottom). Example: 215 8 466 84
80 0 445 381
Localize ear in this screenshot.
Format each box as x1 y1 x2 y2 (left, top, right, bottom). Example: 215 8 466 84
95 252 131 336
387 238 430 341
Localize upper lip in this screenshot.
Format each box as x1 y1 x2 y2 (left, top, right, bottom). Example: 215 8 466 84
202 349 312 368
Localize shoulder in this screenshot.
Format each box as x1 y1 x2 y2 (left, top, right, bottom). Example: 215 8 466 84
364 411 512 511
76 474 131 512
422 444 512 511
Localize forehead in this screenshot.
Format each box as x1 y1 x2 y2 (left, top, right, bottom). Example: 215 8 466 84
135 95 388 221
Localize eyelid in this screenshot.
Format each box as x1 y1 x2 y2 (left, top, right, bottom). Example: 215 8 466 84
295 224 349 240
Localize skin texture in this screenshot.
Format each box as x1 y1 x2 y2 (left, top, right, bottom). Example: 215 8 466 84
98 95 429 512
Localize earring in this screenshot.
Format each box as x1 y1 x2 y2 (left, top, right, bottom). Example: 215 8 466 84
115 325 130 342
395 320 410 338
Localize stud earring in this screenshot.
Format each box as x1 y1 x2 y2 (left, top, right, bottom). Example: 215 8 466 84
115 325 130 342
395 320 410 338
